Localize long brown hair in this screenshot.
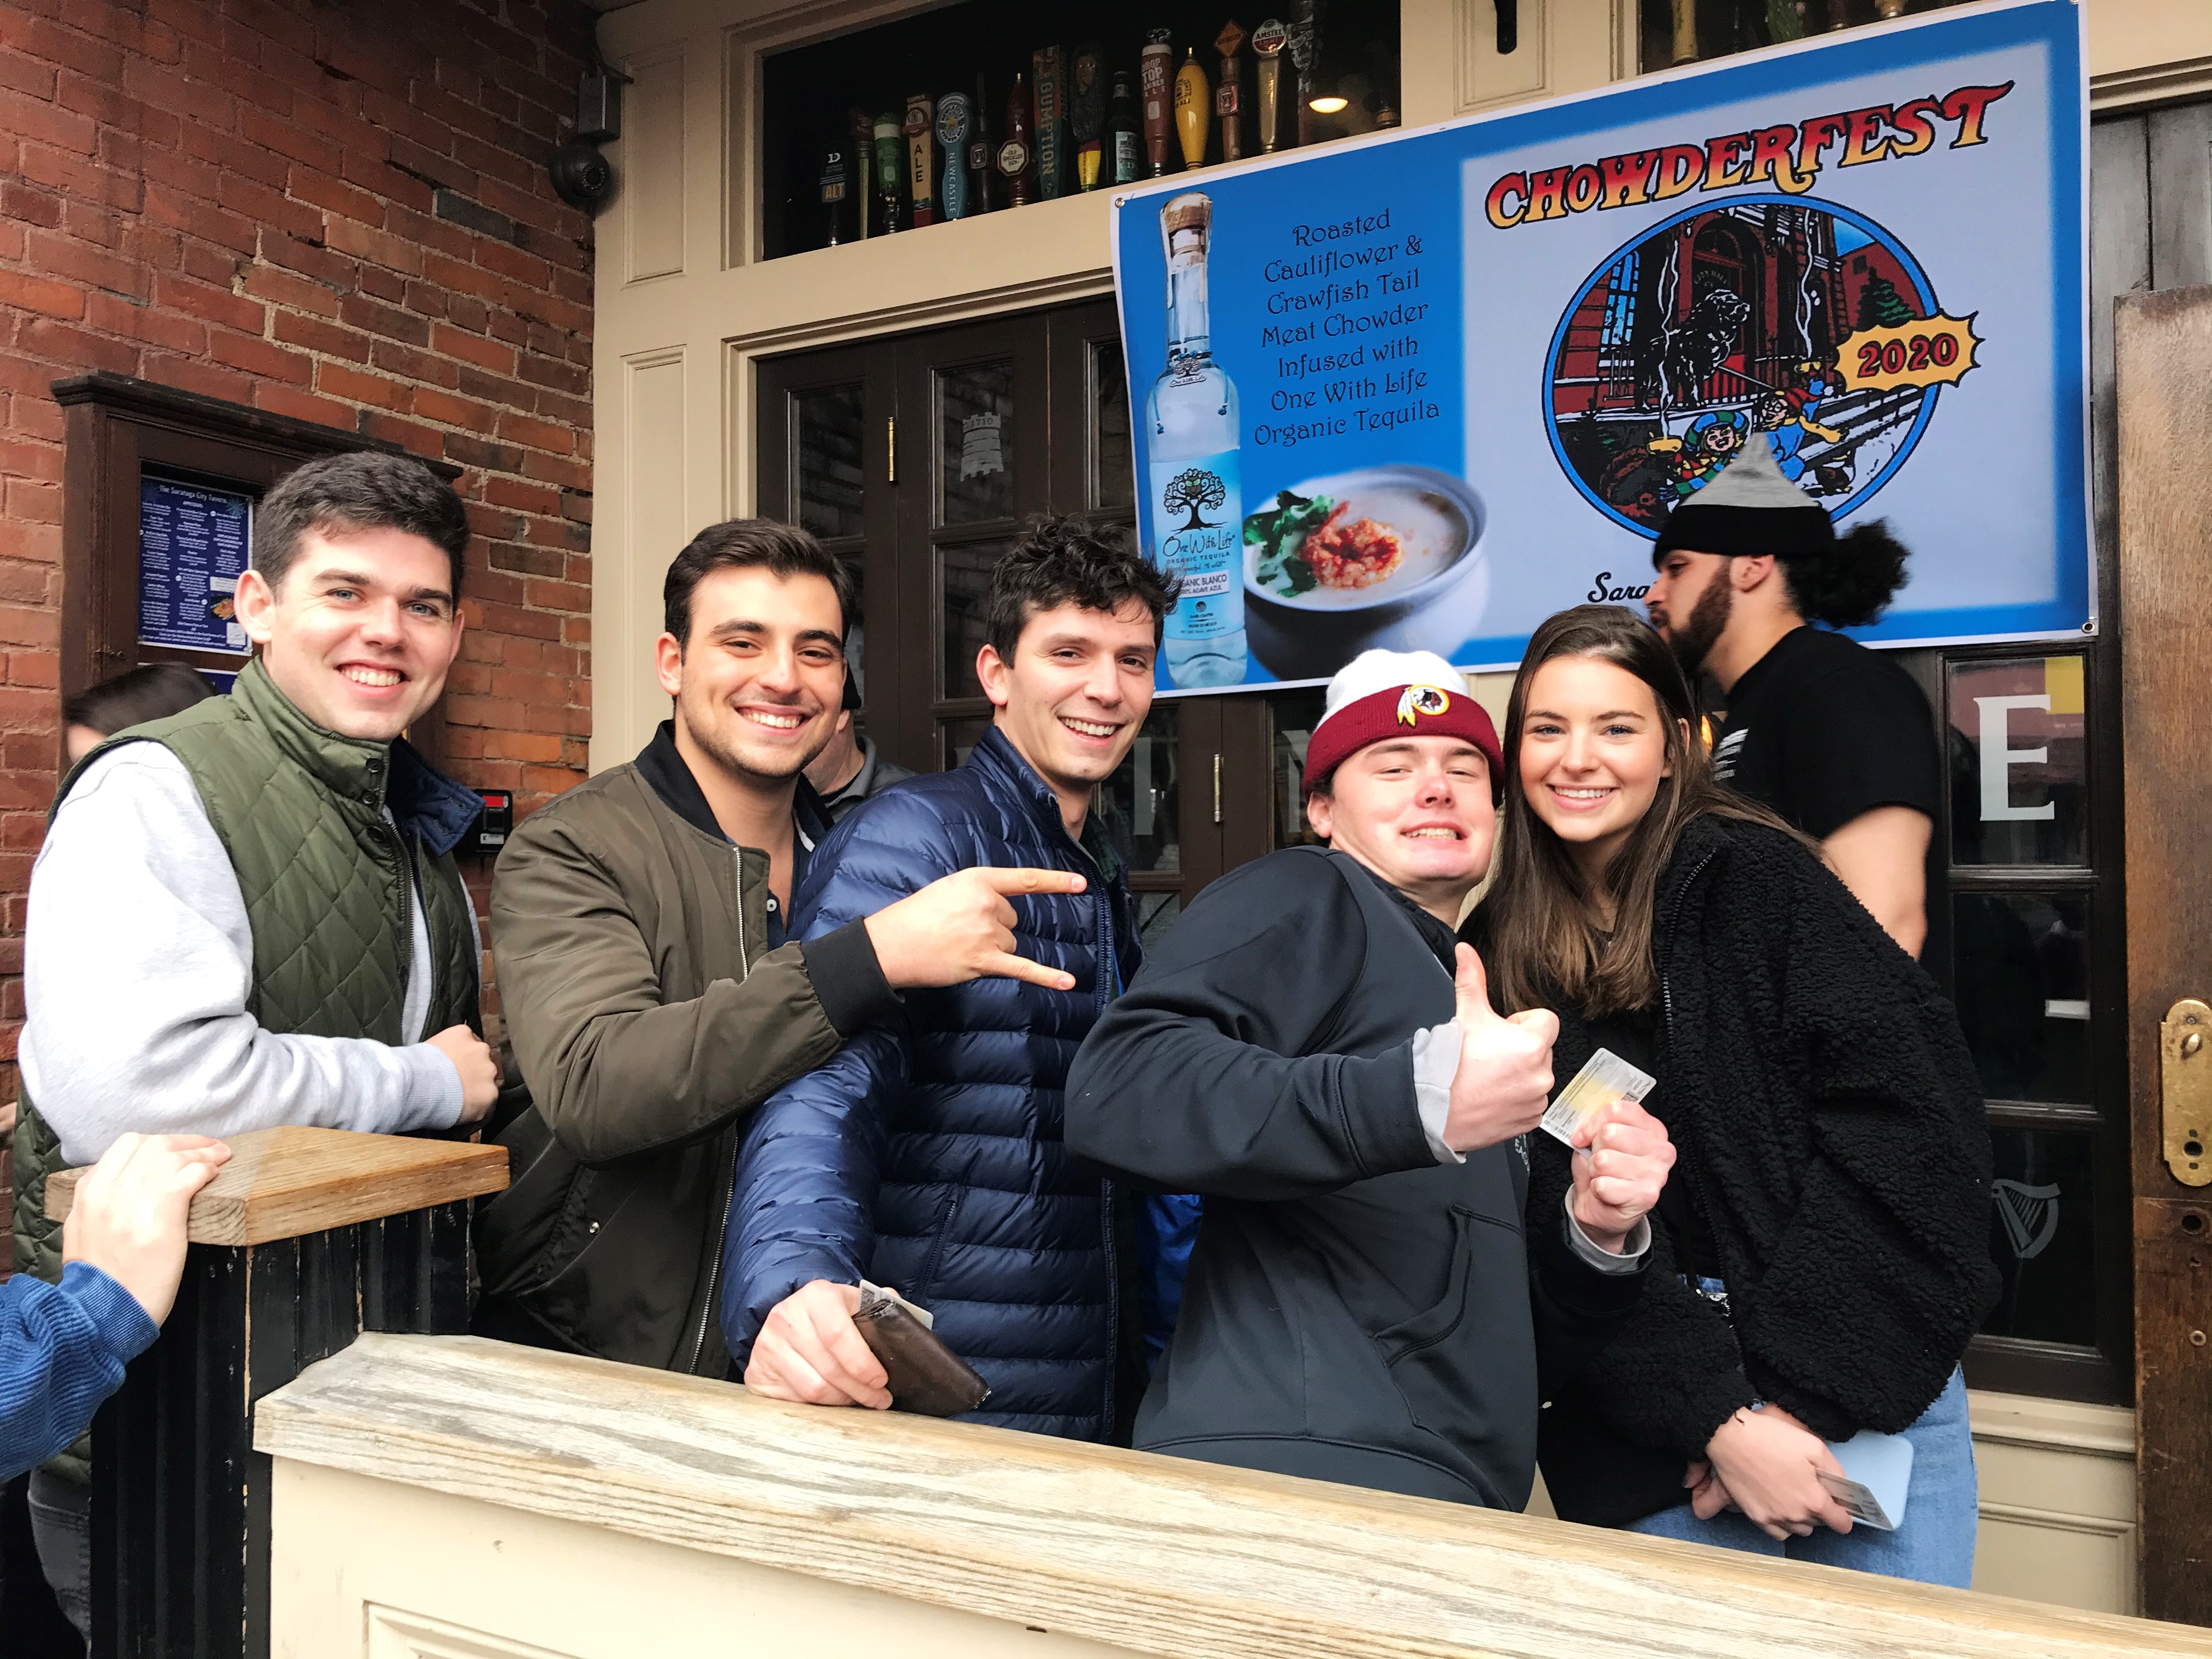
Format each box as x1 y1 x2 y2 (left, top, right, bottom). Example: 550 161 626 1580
1481 604 1803 1015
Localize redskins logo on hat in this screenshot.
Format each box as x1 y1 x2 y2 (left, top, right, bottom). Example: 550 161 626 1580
1395 685 1452 726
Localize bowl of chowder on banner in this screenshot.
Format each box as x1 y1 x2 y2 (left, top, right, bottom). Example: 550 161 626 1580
1242 465 1489 680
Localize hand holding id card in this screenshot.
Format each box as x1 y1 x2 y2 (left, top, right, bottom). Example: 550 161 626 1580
1542 1047 1656 1148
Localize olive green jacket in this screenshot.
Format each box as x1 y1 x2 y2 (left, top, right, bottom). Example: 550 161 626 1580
475 721 895 1376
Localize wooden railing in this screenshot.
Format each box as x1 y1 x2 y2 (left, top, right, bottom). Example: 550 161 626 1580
45 1126 507 1659
253 1333 2212 1659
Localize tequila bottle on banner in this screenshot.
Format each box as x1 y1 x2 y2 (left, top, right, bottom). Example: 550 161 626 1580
1146 191 1246 689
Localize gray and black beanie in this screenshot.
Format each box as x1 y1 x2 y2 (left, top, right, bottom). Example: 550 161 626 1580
1651 437 1833 566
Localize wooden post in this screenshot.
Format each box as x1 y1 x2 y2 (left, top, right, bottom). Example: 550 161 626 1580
44 1126 507 1659
2115 284 2212 1626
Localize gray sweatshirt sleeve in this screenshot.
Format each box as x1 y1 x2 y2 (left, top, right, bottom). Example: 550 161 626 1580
20 746 464 1165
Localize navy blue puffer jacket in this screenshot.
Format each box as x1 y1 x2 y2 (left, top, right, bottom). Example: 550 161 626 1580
720 727 1141 1440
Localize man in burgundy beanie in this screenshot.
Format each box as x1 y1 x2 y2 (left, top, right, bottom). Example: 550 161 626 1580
1067 648 1675 1510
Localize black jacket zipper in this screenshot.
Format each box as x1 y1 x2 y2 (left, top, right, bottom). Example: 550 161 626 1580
687 848 752 1375
1657 845 1719 1053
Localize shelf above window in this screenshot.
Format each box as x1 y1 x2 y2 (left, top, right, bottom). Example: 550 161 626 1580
758 1 1402 263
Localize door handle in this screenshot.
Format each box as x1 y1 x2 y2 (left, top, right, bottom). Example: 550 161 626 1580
2162 998 2212 1187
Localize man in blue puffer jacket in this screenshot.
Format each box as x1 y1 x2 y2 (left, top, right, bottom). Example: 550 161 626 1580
721 517 1177 1442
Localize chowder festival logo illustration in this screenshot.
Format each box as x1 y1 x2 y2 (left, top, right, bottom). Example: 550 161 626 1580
1544 197 1980 533
1504 90 2000 536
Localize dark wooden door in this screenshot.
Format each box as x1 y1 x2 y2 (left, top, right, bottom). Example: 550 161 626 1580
2092 97 2212 1624
2116 285 2212 1628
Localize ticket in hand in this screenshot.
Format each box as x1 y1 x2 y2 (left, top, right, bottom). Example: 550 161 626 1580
1541 1047 1656 1148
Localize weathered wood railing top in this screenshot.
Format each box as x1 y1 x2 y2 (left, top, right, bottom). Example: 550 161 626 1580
45 1125 508 1244
257 1334 2212 1659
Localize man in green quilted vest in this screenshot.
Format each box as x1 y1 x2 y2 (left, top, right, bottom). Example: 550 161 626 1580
12 450 500 1638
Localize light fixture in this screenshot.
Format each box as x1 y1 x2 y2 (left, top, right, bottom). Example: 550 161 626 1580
1307 89 1349 114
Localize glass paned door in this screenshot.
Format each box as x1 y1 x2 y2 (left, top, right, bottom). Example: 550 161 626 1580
756 342 900 762
895 317 1048 773
1947 655 2091 867
937 537 1014 701
1937 639 2125 1405
1952 890 2094 1107
1091 339 1134 512
936 362 1017 526
794 386 867 541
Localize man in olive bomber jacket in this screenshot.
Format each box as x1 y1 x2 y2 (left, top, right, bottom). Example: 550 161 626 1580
477 518 1088 1375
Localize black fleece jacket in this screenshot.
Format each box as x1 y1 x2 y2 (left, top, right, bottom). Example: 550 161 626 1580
1066 845 1643 1511
1472 815 1996 1525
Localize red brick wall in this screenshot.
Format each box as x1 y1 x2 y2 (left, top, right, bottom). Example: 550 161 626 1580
0 0 599 1084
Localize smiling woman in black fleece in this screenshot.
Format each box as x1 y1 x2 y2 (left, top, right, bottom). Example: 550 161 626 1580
1471 605 1995 1588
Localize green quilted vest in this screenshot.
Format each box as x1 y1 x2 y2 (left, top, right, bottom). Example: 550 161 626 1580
11 659 482 1294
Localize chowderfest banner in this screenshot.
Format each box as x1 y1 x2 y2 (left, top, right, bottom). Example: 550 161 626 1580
1113 0 2089 692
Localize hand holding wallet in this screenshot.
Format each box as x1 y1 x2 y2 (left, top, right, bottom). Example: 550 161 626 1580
852 1281 992 1417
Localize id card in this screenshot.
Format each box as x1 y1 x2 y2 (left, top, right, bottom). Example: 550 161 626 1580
1818 1471 1895 1531
1540 1047 1656 1148
1818 1429 1914 1531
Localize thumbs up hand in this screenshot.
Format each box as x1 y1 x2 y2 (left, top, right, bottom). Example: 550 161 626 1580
1443 944 1558 1154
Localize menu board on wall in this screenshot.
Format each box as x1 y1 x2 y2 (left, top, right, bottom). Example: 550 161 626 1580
139 475 251 655
1113 0 2089 692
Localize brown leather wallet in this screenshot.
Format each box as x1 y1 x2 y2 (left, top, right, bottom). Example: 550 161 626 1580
852 1286 991 1417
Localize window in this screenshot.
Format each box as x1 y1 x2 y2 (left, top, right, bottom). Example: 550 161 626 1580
1932 646 2126 1402
1639 0 1980 76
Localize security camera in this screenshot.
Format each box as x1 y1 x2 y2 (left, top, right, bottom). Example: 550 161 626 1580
550 141 615 212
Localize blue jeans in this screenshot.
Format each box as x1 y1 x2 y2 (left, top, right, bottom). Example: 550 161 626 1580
1629 1348 1977 1587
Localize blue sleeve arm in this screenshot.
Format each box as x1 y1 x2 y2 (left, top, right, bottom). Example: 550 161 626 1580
718 795 951 1371
719 1023 909 1370
1 1264 159 1482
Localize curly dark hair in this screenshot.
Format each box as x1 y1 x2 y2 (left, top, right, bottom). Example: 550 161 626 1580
983 515 1180 660
1780 520 1911 629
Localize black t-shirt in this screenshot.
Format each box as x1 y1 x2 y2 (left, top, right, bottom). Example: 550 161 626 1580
1712 625 1947 974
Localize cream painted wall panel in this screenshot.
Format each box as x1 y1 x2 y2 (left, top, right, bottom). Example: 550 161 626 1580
272 1462 1139 1658
368 1605 586 1659
596 350 686 772
1975 1504 2136 1617
1461 0 1622 111
624 50 688 281
1970 1391 2138 1617
2089 0 2212 107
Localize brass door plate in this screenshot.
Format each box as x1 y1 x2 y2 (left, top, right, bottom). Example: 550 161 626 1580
2163 998 2212 1188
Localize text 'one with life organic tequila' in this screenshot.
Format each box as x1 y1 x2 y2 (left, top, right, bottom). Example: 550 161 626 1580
1147 191 1246 689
